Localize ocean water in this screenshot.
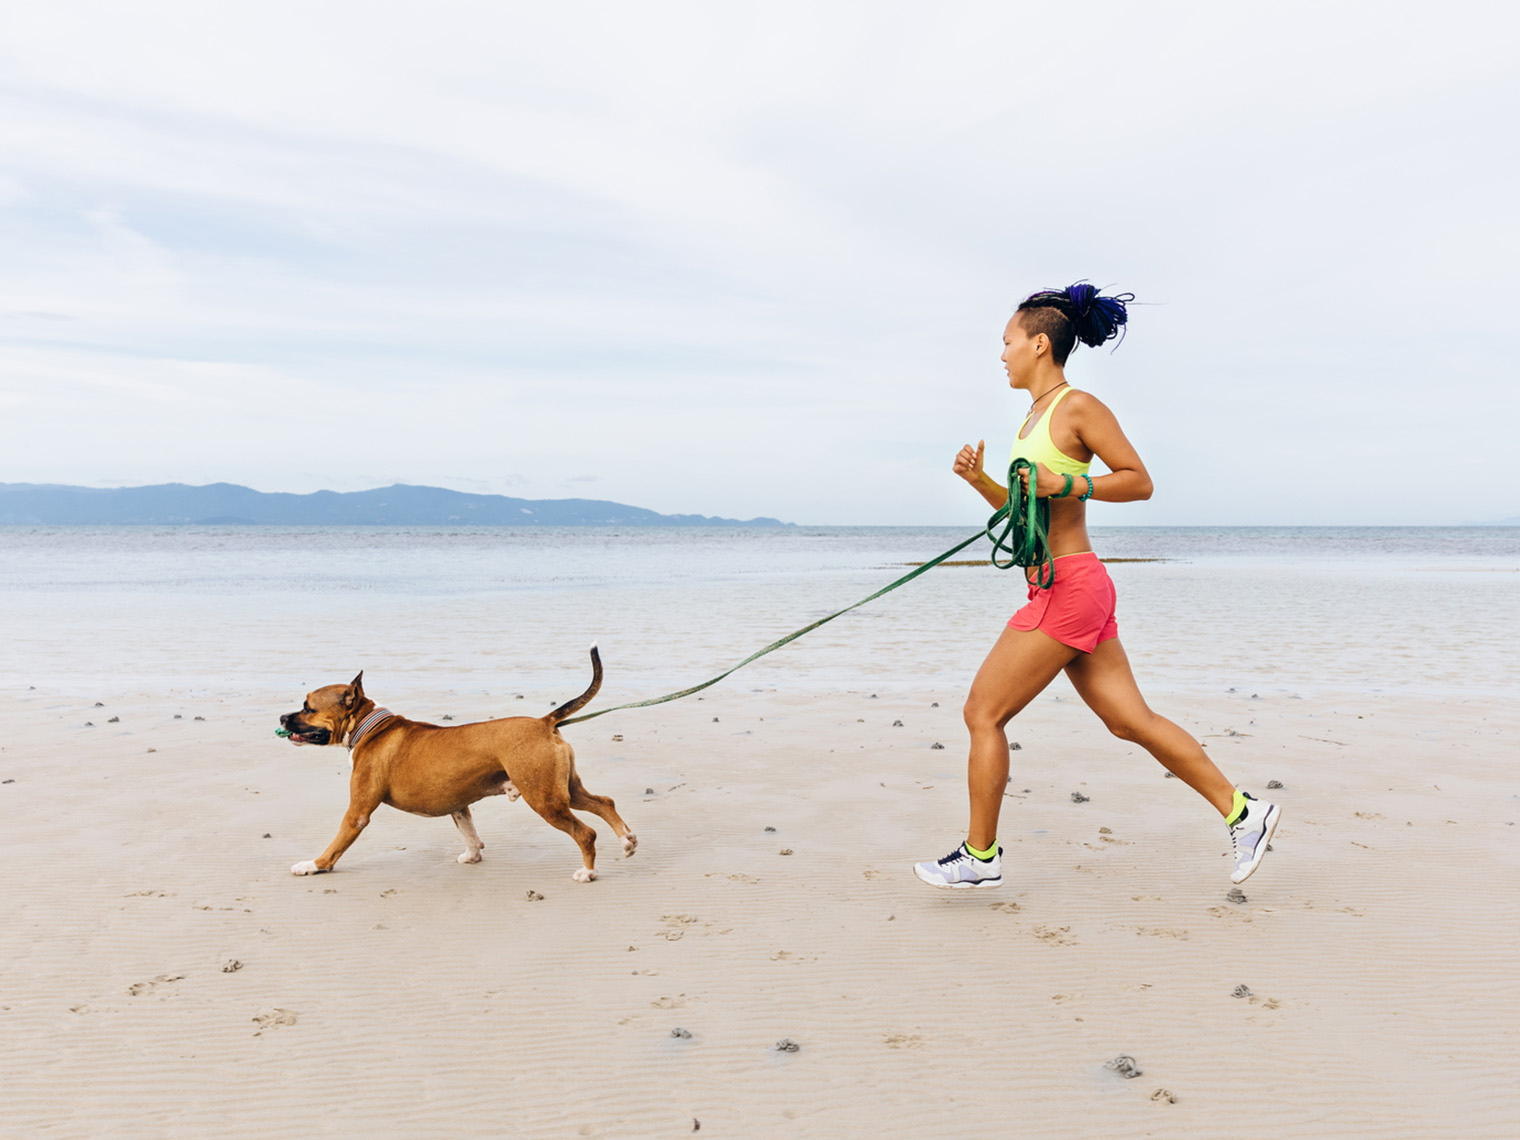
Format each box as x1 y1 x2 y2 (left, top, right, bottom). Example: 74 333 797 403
1 526 1517 699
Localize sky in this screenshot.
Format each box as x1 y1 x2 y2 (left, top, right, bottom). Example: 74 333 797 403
0 1 1516 526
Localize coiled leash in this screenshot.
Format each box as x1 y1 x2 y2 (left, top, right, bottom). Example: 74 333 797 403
560 458 1052 727
985 457 1054 588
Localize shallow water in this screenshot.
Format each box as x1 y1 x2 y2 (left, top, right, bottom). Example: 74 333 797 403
1 526 1516 699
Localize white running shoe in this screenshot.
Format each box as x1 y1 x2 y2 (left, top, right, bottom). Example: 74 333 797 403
914 843 1003 889
1228 794 1280 884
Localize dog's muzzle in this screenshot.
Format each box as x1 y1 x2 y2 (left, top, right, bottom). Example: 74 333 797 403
278 712 332 746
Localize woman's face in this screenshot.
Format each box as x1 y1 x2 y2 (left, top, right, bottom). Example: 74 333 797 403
1001 315 1041 390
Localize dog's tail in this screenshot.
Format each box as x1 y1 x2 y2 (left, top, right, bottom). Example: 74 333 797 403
546 643 603 726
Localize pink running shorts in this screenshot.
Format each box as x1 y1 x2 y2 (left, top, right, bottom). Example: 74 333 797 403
1007 551 1118 653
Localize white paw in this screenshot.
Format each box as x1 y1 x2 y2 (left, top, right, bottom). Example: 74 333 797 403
457 850 483 864
622 833 638 857
504 780 521 802
572 867 597 882
290 860 324 876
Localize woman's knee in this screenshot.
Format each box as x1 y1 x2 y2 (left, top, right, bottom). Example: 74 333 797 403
963 695 1011 733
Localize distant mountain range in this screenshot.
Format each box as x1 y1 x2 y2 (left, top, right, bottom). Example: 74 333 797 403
0 482 791 527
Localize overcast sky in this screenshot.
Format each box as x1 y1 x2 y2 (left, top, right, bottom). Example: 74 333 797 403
1 2 1515 525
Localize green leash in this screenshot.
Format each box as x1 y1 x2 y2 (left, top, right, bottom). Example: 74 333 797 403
560 459 1052 727
987 458 1054 587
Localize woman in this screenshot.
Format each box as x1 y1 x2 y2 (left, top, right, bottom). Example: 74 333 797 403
913 283 1279 890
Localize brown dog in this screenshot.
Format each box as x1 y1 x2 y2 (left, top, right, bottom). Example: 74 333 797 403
278 645 635 881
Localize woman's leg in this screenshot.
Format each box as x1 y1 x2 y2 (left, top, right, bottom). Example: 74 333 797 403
1062 637 1235 816
963 626 1080 850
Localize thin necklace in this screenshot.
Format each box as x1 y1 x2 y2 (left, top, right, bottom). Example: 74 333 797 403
1024 380 1068 418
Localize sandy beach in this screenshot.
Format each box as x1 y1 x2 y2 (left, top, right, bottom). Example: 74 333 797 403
2 529 1517 1138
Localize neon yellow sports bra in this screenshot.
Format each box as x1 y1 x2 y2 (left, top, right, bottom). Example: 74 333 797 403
1011 386 1090 477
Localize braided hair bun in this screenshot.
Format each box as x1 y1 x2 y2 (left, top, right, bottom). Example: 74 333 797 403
1015 282 1135 365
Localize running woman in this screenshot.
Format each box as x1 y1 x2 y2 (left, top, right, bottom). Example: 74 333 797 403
914 283 1279 890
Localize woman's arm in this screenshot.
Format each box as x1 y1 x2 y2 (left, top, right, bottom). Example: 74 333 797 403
953 439 1010 510
1069 394 1153 502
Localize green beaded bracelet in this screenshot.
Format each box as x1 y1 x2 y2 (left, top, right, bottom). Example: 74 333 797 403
1079 474 1094 501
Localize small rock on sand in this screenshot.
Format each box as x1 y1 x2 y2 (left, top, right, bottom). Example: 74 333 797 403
1267 779 1284 789
1226 888 1247 904
775 1038 800 1052
670 1027 692 1039
222 959 243 973
1105 1054 1142 1078
931 742 945 750
1151 1088 1177 1103
1070 792 1090 803
1232 984 1252 998
525 890 545 901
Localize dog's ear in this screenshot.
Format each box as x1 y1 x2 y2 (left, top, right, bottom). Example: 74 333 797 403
341 671 364 709
351 670 364 692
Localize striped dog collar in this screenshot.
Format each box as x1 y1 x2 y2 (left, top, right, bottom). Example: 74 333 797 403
347 707 395 750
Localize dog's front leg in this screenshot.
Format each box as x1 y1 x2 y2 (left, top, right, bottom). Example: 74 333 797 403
292 794 381 875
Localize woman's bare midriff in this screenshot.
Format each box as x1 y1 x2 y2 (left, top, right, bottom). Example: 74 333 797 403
1023 496 1093 583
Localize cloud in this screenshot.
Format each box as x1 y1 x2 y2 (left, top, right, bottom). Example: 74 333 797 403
0 1 1515 523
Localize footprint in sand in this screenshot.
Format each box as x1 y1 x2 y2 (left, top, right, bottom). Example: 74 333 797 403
659 915 698 941
252 1008 298 1035
651 995 687 1009
987 901 1020 913
127 974 184 997
883 1034 924 1049
1136 927 1190 940
1207 905 1254 924
1031 925 1076 946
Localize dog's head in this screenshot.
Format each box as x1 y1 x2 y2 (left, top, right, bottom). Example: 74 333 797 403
279 672 369 746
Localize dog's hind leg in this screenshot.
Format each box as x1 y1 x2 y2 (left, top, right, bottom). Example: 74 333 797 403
568 771 638 858
520 788 601 881
452 806 485 864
